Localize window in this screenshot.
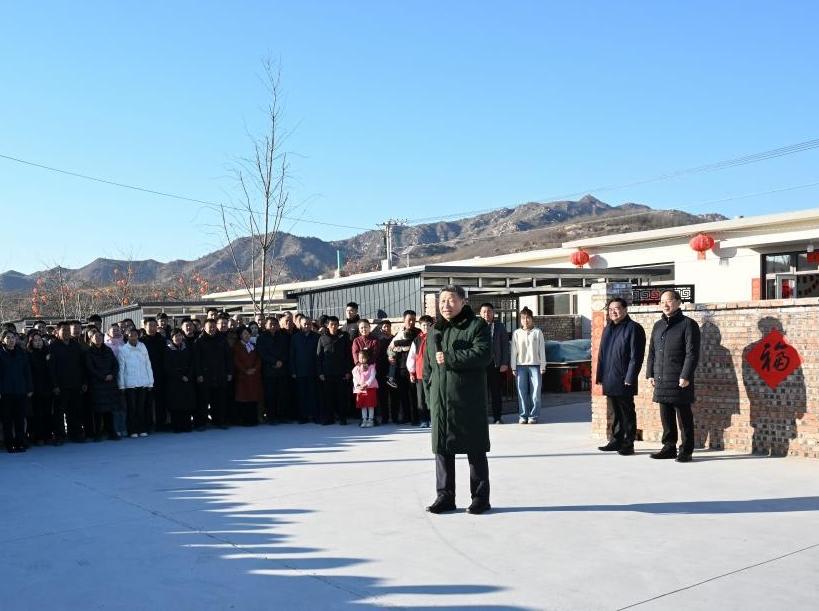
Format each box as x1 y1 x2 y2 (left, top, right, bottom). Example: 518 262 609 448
762 250 819 299
539 293 576 315
764 254 793 275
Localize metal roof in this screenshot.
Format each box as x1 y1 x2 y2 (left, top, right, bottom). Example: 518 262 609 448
285 263 671 295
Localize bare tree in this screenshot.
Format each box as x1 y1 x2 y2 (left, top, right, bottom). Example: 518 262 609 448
220 59 292 317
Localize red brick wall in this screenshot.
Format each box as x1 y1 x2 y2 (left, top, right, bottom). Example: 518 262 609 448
591 291 819 458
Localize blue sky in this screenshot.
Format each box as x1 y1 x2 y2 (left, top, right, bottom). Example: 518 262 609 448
2 1 818 274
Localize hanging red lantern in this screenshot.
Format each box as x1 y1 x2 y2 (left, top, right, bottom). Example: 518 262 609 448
570 249 590 268
689 233 715 260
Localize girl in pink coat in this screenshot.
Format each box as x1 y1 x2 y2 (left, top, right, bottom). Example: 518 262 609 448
352 349 378 427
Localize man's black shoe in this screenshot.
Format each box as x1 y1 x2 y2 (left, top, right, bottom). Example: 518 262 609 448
617 445 635 456
598 441 621 452
650 446 678 459
466 498 491 514
425 496 457 514
676 453 693 463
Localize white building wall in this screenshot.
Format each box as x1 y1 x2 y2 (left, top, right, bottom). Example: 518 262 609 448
475 241 763 304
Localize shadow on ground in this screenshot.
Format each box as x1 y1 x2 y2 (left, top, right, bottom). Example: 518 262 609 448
167 426 530 610
490 496 819 515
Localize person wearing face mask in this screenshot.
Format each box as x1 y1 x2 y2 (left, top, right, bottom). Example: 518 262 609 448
596 298 646 456
647 290 701 462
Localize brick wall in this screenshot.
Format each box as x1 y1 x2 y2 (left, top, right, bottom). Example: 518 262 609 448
533 315 582 341
591 285 819 458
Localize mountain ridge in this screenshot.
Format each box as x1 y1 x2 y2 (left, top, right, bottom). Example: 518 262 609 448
0 196 726 294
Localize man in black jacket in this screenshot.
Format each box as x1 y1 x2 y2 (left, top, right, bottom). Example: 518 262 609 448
290 316 320 423
389 310 420 424
316 316 352 425
49 323 88 442
193 319 233 429
140 317 167 431
256 316 291 423
344 302 361 340
596 298 646 455
647 290 701 462
479 303 510 424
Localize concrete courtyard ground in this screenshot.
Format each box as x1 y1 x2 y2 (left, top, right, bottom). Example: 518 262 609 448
2 398 818 610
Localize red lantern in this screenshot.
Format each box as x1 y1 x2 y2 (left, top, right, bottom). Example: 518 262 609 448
570 249 590 268
689 233 715 260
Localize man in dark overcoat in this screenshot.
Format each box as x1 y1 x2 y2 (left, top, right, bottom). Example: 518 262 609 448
479 303 510 425
596 297 646 455
193 319 233 429
423 285 492 514
646 290 701 462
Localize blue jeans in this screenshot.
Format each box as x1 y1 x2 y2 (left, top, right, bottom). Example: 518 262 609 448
515 366 542 420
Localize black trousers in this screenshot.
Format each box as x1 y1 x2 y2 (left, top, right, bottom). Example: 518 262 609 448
93 412 115 438
148 382 167 430
660 402 695 454
125 388 149 435
376 374 395 423
263 376 290 422
197 385 228 427
57 388 84 440
435 452 490 501
82 392 96 439
1 394 27 448
321 376 349 424
607 395 637 446
234 401 258 426
486 365 503 421
170 410 193 432
30 393 54 442
396 371 417 424
415 381 430 423
295 377 318 423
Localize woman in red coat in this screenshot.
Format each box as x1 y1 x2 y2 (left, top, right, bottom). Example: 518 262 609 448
233 327 262 426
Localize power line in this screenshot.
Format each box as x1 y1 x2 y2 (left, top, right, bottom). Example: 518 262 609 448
405 137 819 224
0 152 373 232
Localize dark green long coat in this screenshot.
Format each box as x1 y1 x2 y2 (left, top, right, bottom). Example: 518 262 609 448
423 305 491 455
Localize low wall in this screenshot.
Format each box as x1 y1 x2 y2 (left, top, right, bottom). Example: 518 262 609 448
591 283 819 458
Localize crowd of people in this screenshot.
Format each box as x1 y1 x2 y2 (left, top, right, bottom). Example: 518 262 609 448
0 300 520 454
1 284 702 519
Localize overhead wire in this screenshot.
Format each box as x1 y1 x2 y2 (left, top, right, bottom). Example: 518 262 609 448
3 137 819 247
0 152 373 232
405 138 819 224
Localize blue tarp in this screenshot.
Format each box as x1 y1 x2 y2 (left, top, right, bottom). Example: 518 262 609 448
545 339 591 363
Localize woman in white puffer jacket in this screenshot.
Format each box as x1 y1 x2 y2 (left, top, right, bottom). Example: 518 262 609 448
117 329 155 437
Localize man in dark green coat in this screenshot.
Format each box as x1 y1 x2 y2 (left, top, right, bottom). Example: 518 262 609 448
423 285 492 514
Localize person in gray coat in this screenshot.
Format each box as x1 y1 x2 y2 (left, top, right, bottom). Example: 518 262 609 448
596 298 646 455
646 290 701 462
479 303 510 424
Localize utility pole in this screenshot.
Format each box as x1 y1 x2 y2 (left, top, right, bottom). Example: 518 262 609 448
379 219 406 270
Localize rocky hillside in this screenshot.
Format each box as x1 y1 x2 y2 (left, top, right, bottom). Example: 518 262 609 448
0 196 725 293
